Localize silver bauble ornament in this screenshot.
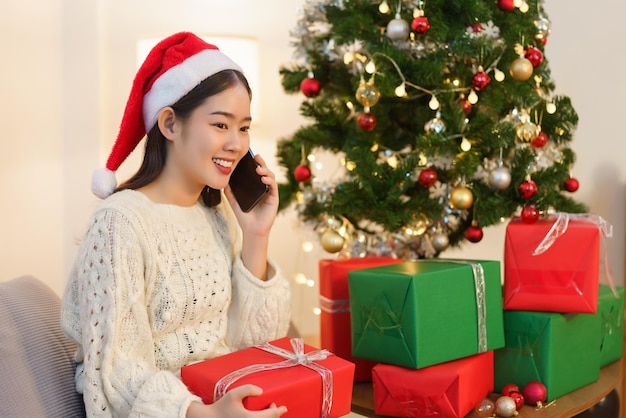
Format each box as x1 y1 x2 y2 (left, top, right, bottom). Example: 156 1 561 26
488 166 512 190
321 229 345 253
534 16 551 40
495 396 517 418
387 15 410 41
432 232 449 252
424 117 445 134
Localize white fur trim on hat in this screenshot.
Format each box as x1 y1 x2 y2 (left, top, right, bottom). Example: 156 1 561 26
142 49 243 131
91 167 118 199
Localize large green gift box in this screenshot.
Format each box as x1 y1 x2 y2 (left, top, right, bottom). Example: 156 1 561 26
348 259 505 369
494 310 600 401
597 285 624 367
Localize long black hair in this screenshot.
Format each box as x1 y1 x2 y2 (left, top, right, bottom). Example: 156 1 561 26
115 69 252 207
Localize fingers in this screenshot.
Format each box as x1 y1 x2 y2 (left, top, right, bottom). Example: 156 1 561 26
253 153 276 181
227 383 263 401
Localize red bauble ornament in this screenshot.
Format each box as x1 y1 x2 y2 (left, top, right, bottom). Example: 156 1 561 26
519 179 537 199
411 16 430 34
293 164 312 182
532 131 548 148
498 0 515 12
521 204 540 223
472 71 491 91
524 47 544 67
357 112 377 131
300 77 321 97
469 23 483 33
523 381 547 407
418 167 438 187
564 177 580 192
465 224 484 243
501 384 520 397
509 392 525 411
462 99 472 116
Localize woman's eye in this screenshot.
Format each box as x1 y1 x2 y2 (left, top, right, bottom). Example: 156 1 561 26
240 126 250 133
213 123 227 129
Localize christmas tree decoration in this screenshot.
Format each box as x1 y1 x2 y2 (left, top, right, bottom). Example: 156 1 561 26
465 222 484 243
524 46 544 67
300 73 321 97
521 204 540 223
509 56 534 81
498 0 516 12
501 383 520 397
564 176 580 192
519 179 538 199
509 392 525 410
418 167 438 187
411 15 430 34
473 398 495 418
387 13 410 41
488 164 512 190
532 130 548 147
494 396 518 417
523 380 548 407
277 0 586 255
294 164 312 183
472 67 491 91
321 229 345 253
357 111 377 131
355 79 381 108
431 230 449 252
450 185 474 210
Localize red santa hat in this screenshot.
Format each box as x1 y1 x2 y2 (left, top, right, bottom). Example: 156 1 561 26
91 31 243 198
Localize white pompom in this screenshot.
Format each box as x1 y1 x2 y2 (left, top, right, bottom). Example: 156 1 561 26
91 168 117 199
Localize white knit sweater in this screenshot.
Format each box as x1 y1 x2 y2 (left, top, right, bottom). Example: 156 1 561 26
61 190 291 417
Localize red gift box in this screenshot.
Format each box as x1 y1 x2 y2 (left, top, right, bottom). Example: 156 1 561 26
319 257 402 381
504 215 602 313
181 337 355 418
372 351 494 418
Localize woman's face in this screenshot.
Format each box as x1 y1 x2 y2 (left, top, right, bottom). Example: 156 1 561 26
170 82 252 193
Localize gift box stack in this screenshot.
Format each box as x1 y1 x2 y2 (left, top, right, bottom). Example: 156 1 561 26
495 214 624 402
319 257 506 417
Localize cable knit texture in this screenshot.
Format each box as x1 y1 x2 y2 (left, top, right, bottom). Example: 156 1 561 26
61 190 291 417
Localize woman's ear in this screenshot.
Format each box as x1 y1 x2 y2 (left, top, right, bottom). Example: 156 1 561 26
157 107 179 141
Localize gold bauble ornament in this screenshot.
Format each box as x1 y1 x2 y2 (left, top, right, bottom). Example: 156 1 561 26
450 186 474 210
321 229 345 253
509 57 534 81
355 81 381 107
516 121 539 142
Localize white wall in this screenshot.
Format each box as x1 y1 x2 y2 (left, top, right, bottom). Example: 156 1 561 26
1 0 624 338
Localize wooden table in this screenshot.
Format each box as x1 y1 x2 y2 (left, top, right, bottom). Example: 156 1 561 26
350 360 621 418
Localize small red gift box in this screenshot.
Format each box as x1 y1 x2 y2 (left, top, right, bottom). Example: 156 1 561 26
504 215 603 313
181 337 355 418
319 257 402 382
372 351 494 418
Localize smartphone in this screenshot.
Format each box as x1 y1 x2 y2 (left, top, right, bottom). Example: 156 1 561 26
229 149 269 212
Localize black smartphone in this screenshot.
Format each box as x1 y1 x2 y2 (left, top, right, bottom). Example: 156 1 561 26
229 149 269 212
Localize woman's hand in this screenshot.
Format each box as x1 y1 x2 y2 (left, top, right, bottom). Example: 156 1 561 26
186 384 287 418
225 153 280 280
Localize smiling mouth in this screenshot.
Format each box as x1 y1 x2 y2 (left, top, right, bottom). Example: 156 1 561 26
213 158 234 168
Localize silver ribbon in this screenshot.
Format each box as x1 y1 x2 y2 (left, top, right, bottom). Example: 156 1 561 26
532 212 617 297
319 295 351 313
421 260 488 353
213 338 334 418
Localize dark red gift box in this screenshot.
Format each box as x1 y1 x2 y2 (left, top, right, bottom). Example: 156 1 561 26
372 351 494 418
504 216 601 313
181 337 355 418
319 257 402 381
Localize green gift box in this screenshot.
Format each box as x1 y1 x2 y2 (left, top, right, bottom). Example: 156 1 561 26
597 285 624 367
494 310 600 401
348 259 504 369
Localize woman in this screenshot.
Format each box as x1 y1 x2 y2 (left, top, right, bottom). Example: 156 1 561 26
62 32 290 417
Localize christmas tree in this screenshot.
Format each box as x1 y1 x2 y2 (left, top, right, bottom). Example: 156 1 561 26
277 0 586 258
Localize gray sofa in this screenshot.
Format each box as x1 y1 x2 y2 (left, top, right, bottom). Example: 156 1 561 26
0 275 86 417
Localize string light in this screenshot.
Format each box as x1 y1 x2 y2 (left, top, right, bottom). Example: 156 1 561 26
494 68 505 82
379 0 390 14
546 102 556 114
460 137 472 151
395 82 407 97
468 90 479 104
429 95 440 110
365 60 376 74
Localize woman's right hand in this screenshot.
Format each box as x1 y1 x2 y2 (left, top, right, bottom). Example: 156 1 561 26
186 384 288 418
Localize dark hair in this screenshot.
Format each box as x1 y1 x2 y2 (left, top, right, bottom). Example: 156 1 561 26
115 69 252 207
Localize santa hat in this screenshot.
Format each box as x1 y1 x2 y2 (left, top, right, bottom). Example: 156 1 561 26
91 32 243 198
